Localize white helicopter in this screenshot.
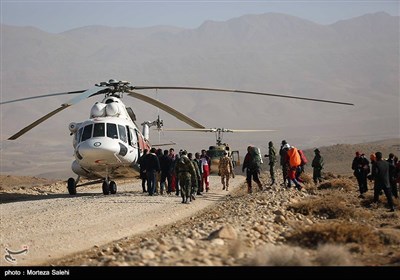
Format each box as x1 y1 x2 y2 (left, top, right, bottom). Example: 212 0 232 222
1 79 353 195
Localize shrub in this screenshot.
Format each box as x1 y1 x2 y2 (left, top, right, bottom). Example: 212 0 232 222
318 178 354 191
286 221 380 248
288 196 356 219
248 244 312 266
315 244 356 266
299 172 313 184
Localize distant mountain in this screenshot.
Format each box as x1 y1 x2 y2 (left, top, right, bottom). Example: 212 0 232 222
1 12 399 177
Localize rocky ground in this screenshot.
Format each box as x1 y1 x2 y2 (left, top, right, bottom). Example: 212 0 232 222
46 170 400 267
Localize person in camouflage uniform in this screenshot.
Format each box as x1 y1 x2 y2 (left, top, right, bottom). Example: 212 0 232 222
264 141 277 186
218 151 234 191
188 153 200 200
174 150 197 204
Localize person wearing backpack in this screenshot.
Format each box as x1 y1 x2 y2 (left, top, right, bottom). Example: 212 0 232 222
242 146 263 193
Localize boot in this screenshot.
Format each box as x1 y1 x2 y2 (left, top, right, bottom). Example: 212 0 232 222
270 179 275 186
247 183 252 194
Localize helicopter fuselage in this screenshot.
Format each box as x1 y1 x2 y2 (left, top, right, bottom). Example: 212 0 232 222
69 96 150 181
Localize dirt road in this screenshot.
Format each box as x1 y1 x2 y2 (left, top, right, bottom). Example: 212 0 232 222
0 175 243 266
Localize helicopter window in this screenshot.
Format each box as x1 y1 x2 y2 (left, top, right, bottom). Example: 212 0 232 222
81 124 93 141
76 127 83 143
107 123 118 139
93 123 105 137
126 126 135 146
118 125 127 143
208 150 225 158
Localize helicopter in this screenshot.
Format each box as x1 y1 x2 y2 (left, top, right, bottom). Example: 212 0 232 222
0 79 354 195
163 128 275 173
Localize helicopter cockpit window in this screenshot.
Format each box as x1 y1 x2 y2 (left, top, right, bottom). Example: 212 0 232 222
208 150 225 158
81 124 93 142
93 123 105 137
118 125 127 143
107 123 118 139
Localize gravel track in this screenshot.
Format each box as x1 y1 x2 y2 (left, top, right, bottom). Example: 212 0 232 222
0 175 242 265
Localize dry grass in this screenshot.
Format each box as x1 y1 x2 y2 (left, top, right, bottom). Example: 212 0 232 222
323 172 337 180
315 244 357 266
248 243 357 266
285 221 380 248
299 172 313 184
318 178 354 191
248 244 312 266
288 196 358 219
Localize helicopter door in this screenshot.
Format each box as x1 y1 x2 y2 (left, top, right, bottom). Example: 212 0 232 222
231 151 240 167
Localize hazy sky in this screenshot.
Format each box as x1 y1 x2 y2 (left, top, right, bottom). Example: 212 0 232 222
1 0 399 33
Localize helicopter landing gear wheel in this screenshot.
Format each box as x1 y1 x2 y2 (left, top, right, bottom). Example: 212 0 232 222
102 180 110 195
67 178 77 195
109 181 117 194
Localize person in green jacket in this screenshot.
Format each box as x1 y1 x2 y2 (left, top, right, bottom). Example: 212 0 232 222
311 148 324 184
264 141 277 186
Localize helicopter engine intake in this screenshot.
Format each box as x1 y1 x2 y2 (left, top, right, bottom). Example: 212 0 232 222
90 103 106 118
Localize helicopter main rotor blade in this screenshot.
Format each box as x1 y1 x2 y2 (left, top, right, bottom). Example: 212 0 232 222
163 128 276 132
7 87 108 140
62 86 109 106
133 86 354 106
0 90 86 105
8 105 70 140
162 128 216 132
229 129 276 132
127 90 205 129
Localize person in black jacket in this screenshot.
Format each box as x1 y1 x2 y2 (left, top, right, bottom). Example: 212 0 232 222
159 149 173 195
352 151 369 198
372 152 395 212
143 147 161 196
279 140 289 187
387 153 399 199
138 149 148 192
242 146 262 193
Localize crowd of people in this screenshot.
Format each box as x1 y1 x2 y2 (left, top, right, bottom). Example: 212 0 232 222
138 147 211 203
273 140 323 190
137 141 398 211
352 151 399 212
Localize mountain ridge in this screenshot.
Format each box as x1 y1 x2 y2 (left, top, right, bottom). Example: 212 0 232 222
1 12 398 178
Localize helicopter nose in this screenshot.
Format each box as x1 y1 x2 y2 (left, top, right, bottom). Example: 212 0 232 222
77 139 122 164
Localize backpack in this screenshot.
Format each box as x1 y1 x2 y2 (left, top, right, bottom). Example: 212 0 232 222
298 149 308 165
287 147 301 167
249 147 262 170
